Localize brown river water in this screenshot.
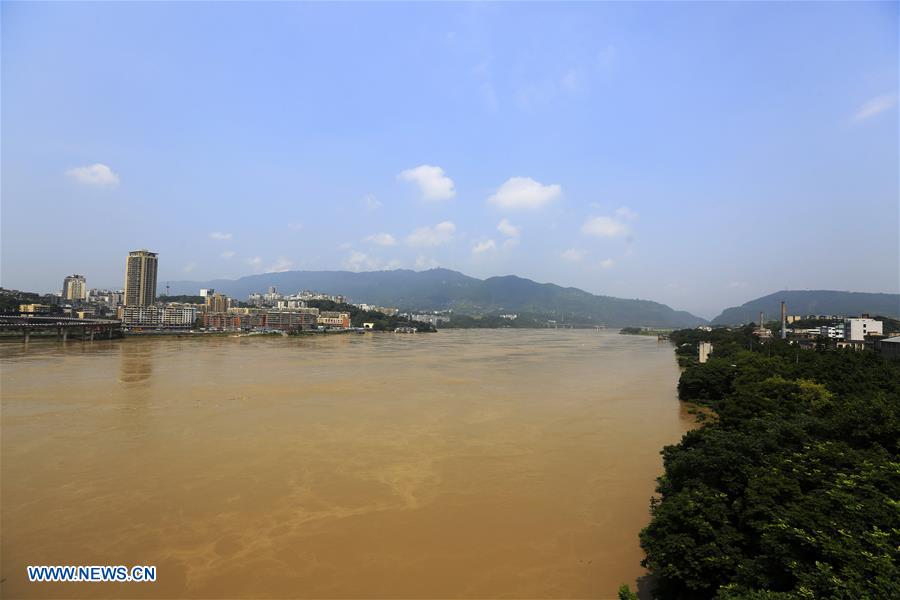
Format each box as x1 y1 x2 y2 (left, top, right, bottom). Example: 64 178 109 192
1 330 693 599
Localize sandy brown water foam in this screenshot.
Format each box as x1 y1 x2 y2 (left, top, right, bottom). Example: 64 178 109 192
1 330 693 598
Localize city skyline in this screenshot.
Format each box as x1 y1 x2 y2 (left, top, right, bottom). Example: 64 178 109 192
2 2 898 318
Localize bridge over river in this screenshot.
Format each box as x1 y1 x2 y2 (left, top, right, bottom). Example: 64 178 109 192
0 315 123 342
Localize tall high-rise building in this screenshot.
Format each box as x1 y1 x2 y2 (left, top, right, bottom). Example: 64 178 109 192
206 292 229 313
124 250 158 307
62 274 87 301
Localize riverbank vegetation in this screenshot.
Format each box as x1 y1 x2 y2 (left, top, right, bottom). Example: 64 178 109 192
305 300 436 332
638 327 899 598
439 313 549 328
620 327 673 336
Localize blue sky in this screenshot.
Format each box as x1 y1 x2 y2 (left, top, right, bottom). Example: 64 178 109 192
2 2 897 318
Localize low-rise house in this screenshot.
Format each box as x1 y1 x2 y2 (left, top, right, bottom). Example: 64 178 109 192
819 324 845 339
77 307 97 319
19 303 51 314
318 311 351 329
877 336 900 360
411 314 448 326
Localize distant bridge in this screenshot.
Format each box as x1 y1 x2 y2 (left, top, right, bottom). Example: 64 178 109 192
0 315 123 342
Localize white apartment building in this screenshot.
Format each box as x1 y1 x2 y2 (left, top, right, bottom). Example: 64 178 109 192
698 341 713 364
276 299 308 310
122 304 198 327
843 318 883 342
162 304 199 327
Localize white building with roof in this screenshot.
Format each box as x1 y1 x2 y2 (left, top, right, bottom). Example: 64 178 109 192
844 318 882 342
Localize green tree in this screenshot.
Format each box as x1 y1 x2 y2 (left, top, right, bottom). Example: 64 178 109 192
640 328 900 599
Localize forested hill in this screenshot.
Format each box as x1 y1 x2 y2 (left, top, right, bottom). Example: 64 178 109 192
712 290 900 324
169 268 706 328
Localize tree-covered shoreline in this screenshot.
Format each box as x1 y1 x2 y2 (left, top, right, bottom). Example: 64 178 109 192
634 327 899 599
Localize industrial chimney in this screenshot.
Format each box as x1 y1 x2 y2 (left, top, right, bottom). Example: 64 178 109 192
781 301 787 340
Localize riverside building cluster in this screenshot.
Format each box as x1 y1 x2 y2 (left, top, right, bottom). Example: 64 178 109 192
744 302 899 358
11 249 442 335
18 249 412 334
112 251 356 333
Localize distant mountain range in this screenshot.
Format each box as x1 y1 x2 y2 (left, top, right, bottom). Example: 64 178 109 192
169 271 899 328
169 268 707 328
712 290 900 325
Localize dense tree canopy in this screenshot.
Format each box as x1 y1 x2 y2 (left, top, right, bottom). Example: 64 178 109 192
157 294 205 304
640 328 900 599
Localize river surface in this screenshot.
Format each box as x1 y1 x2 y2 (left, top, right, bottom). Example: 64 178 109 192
1 330 693 598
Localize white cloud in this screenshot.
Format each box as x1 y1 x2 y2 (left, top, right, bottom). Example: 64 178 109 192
472 239 497 254
209 231 232 240
582 216 629 237
182 261 197 273
496 218 521 238
488 177 561 210
245 256 263 271
852 94 897 122
728 281 749 289
65 163 119 187
415 255 440 270
288 222 304 231
481 81 499 112
598 45 617 67
266 257 293 273
345 251 381 272
560 68 582 93
615 206 639 220
599 258 615 269
472 60 499 112
397 165 456 201
561 248 586 262
406 221 456 247
363 194 382 211
515 66 586 110
363 232 398 247
220 250 236 259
